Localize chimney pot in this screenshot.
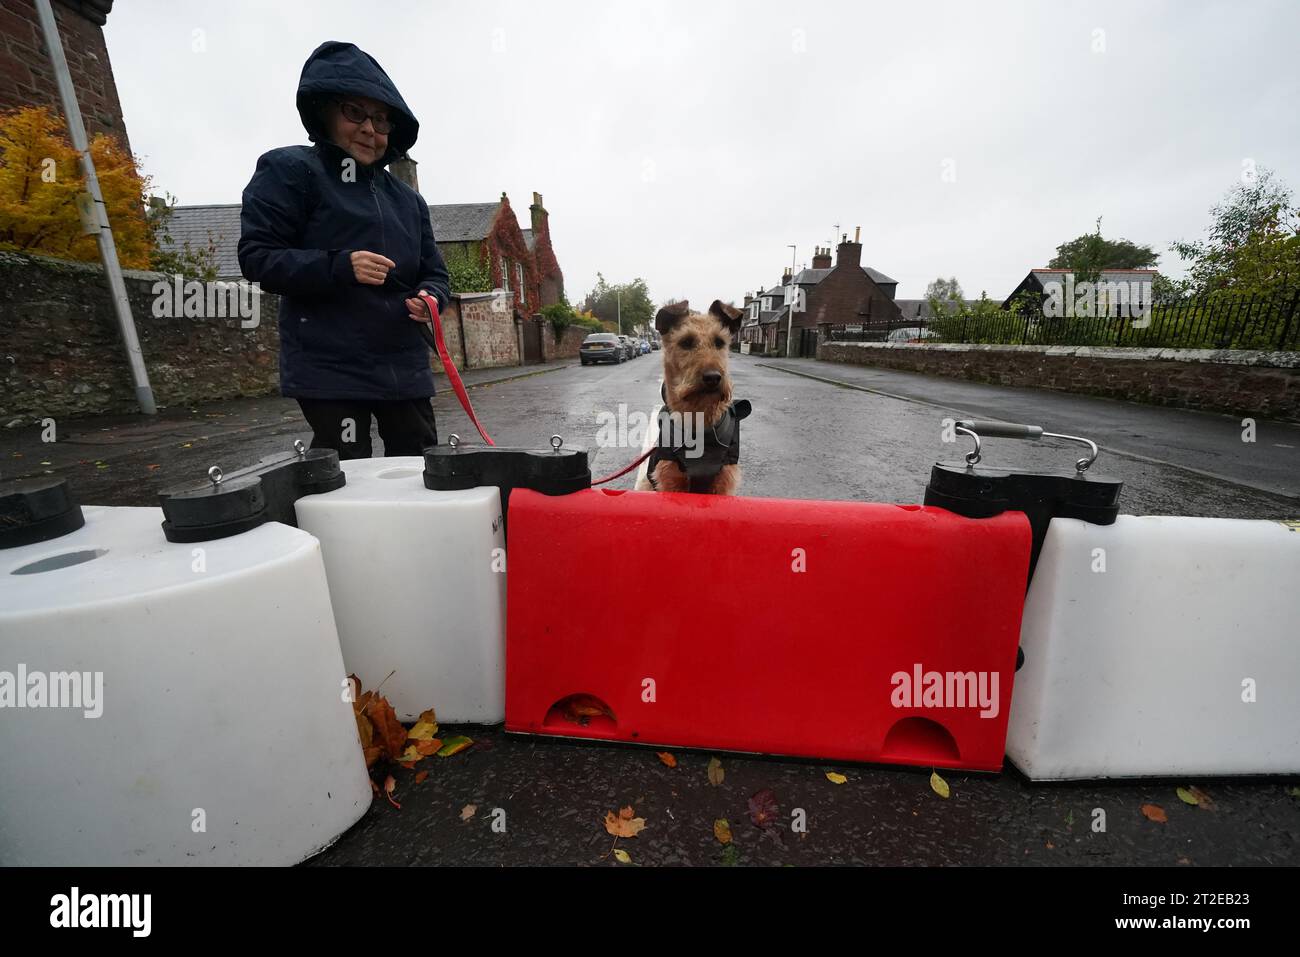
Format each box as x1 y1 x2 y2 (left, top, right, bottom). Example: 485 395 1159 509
854 226 860 242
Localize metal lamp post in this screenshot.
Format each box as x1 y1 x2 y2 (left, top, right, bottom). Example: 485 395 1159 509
35 0 155 414
785 244 797 357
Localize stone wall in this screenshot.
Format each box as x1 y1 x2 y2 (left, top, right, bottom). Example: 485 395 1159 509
0 254 555 422
455 291 519 369
0 0 132 151
817 340 1300 422
1 251 280 421
543 322 590 361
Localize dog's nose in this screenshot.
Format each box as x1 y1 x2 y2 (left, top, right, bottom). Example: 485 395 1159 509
702 371 722 388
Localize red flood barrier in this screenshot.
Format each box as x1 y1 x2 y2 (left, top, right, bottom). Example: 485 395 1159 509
505 488 1032 772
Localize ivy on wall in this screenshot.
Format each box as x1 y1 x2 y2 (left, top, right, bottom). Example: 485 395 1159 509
443 242 492 294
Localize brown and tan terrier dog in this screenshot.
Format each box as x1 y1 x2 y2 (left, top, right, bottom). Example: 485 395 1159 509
637 299 751 495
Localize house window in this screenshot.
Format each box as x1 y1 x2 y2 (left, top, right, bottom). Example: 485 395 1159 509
501 257 511 293
516 262 526 305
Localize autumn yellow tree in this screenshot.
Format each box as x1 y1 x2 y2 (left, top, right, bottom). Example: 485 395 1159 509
0 105 153 268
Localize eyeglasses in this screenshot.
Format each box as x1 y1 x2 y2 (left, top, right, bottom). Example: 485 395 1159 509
335 99 394 134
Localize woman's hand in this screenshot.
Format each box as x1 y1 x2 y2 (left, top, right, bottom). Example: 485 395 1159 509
405 296 431 322
351 250 396 285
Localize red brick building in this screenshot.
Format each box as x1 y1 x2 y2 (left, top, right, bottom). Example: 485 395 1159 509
0 0 131 151
740 228 901 356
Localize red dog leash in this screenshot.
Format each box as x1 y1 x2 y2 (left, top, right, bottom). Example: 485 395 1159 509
415 289 651 483
416 290 494 446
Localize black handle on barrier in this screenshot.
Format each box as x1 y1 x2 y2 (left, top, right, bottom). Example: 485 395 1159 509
158 441 345 542
423 435 591 540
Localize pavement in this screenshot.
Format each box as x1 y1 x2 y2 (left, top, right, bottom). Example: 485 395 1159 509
3 352 1298 866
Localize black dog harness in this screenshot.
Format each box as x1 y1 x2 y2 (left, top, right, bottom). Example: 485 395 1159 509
647 384 752 492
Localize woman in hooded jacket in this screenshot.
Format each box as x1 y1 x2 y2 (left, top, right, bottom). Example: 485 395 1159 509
238 40 451 458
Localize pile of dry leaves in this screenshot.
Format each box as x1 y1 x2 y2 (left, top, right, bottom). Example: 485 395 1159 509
347 674 472 809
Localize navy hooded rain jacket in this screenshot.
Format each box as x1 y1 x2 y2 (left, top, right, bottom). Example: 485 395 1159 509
238 41 450 401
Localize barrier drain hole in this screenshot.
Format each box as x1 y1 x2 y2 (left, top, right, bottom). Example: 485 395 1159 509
881 716 961 763
544 694 618 732
600 489 628 497
376 467 422 480
11 548 109 575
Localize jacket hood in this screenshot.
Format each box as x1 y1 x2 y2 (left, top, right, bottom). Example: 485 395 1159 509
296 40 418 166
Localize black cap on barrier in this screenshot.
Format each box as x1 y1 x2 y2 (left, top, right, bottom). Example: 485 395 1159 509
0 476 86 549
423 435 591 539
159 443 345 542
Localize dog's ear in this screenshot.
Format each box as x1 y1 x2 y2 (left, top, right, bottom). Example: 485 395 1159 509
655 301 690 335
709 299 743 335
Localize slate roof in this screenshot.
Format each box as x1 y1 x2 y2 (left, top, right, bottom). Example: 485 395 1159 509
893 299 983 320
160 197 526 281
155 204 243 278
521 228 535 252
427 202 500 242
792 267 830 285
789 265 897 287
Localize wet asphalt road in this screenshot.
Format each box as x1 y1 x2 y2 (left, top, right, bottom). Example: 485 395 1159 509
5 354 1298 865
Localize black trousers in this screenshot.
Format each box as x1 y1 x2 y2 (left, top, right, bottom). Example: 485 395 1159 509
297 397 437 459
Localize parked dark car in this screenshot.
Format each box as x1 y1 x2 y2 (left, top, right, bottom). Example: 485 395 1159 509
580 333 624 365
617 335 637 360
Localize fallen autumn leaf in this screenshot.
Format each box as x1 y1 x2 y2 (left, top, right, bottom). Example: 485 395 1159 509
707 757 724 787
1141 803 1168 823
747 789 778 829
930 771 950 799
437 735 473 757
604 808 647 838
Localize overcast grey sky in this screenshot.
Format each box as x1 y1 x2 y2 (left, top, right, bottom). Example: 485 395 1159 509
104 0 1300 307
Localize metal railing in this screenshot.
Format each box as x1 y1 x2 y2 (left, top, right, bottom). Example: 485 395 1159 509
827 290 1300 351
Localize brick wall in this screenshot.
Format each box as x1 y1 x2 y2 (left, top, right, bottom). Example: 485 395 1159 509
818 340 1300 422
0 0 132 151
1 251 280 421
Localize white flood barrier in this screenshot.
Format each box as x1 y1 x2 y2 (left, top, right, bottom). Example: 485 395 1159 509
0 502 372 866
295 457 507 723
1007 514 1300 780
